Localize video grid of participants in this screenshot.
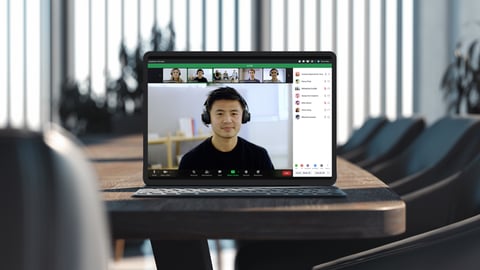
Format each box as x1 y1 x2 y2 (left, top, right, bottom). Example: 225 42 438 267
149 67 292 84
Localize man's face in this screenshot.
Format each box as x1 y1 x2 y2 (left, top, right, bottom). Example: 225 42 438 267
271 70 278 78
209 99 243 139
249 70 256 79
197 70 204 78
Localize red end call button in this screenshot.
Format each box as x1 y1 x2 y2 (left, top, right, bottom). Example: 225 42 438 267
281 170 292 177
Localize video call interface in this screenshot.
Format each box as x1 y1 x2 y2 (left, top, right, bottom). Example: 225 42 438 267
147 57 334 180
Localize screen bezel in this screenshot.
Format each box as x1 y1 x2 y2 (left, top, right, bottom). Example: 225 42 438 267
143 51 336 186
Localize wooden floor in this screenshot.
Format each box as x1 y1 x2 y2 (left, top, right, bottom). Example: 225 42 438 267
108 240 236 270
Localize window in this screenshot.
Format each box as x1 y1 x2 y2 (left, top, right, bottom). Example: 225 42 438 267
1 0 414 141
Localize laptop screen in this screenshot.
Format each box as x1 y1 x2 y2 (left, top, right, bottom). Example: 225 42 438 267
144 52 336 186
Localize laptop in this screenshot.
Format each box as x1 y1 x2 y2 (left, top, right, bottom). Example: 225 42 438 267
133 51 345 197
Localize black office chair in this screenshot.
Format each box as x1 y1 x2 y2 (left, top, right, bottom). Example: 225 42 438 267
369 115 480 195
1 126 110 270
341 116 425 170
337 116 388 156
313 214 480 270
403 153 480 236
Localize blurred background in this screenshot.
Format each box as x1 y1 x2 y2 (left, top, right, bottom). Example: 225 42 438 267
2 0 480 143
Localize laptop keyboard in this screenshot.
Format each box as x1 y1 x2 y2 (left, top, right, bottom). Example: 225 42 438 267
133 186 346 197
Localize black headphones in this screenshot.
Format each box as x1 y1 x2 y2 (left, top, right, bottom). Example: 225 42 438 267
201 87 251 125
270 68 278 76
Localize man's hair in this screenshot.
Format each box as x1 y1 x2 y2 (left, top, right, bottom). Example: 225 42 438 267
201 87 250 125
204 87 247 112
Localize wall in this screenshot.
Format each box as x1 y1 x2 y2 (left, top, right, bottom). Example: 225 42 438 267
415 0 450 124
416 0 480 124
458 0 480 30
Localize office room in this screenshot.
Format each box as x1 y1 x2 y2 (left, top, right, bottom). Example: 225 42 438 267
2 0 480 270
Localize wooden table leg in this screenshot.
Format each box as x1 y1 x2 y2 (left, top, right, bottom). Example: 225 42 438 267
150 239 213 270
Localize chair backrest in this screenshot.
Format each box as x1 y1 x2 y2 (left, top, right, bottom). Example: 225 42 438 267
391 115 480 195
402 153 480 236
337 116 388 155
369 115 480 191
344 117 425 169
313 213 480 270
0 127 110 270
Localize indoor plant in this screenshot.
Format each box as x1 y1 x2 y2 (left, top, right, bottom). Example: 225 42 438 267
441 23 480 114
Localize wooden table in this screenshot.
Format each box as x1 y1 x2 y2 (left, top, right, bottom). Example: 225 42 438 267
84 134 405 270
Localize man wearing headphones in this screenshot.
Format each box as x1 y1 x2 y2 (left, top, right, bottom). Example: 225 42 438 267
266 68 281 83
178 87 274 171
193 69 208 83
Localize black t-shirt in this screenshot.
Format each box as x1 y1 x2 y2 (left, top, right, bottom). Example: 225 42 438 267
193 77 208 82
178 137 274 170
